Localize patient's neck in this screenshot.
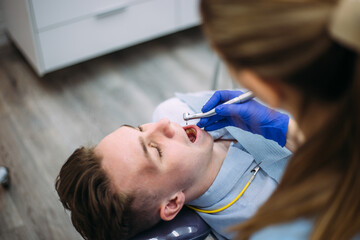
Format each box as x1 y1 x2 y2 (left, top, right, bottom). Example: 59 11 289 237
214 139 234 154
186 139 234 202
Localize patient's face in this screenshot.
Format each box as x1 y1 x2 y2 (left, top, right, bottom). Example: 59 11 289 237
96 118 214 200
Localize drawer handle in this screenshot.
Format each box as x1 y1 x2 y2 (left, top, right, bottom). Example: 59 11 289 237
95 6 128 19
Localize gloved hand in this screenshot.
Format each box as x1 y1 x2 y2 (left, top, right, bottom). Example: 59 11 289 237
197 90 289 147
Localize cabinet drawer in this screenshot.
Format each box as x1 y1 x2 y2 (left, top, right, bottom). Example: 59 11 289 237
38 0 176 71
31 0 138 31
31 0 97 30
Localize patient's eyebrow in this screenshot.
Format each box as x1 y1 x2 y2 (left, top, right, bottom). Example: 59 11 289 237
122 124 136 129
139 137 149 158
139 137 156 165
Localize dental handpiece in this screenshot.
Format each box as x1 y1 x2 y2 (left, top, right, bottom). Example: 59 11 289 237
183 91 254 121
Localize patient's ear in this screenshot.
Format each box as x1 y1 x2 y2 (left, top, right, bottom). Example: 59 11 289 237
159 192 185 221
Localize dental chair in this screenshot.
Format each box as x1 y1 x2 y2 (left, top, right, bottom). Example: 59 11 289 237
131 207 212 240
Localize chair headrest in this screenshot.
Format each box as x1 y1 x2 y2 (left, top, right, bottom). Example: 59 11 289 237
131 207 211 240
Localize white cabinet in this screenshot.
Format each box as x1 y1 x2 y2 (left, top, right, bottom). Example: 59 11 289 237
2 0 200 76
177 0 201 30
31 0 99 30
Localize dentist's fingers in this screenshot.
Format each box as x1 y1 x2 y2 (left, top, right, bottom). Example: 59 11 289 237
197 115 224 128
201 90 244 112
197 118 209 128
201 91 223 112
203 117 248 132
215 104 250 118
203 119 231 131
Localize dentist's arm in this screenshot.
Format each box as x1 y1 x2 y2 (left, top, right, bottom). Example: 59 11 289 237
197 90 303 151
284 118 305 152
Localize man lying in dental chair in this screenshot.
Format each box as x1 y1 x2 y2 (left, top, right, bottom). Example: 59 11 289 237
55 91 292 240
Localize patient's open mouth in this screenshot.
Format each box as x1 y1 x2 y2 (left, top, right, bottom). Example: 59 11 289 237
184 127 197 143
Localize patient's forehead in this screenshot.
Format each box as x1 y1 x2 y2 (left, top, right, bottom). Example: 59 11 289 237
96 126 142 192
96 125 162 194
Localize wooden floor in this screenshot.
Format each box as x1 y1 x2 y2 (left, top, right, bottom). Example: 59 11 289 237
0 27 220 240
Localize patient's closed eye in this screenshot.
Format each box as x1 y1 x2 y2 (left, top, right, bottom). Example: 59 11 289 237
138 125 162 158
150 142 163 158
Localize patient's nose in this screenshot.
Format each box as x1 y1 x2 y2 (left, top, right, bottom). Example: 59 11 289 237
150 118 174 138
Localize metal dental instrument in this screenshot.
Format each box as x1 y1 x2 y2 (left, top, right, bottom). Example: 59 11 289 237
249 161 262 182
183 91 254 121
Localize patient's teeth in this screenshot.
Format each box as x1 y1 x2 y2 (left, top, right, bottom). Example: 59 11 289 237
185 128 197 143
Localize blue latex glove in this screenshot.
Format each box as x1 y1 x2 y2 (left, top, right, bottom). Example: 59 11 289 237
197 90 289 147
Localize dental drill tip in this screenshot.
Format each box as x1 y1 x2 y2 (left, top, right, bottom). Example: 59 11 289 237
183 112 191 121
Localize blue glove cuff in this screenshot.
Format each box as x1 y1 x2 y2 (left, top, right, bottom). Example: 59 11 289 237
262 114 289 147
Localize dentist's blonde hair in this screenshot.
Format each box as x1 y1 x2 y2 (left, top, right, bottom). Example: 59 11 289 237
200 0 360 239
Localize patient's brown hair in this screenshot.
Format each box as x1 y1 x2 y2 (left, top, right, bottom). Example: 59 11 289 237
55 147 161 239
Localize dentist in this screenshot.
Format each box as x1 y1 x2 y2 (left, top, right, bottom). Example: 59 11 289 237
197 0 360 239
